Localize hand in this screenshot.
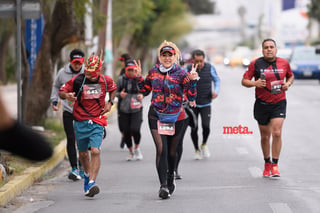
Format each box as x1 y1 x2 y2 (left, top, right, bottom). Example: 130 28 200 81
134 60 142 77
189 64 199 80
66 92 76 102
189 100 196 107
102 102 112 114
52 105 59 111
281 82 290 91
120 89 127 98
255 79 266 88
212 92 218 99
137 93 143 101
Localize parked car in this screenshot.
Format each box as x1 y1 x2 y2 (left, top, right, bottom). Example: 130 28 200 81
290 46 320 80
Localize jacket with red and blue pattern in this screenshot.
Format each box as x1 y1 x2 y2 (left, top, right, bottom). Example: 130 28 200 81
136 63 197 115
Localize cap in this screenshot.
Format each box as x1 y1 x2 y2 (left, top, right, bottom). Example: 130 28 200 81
85 54 103 73
125 59 136 70
70 49 85 64
117 53 131 62
160 46 175 55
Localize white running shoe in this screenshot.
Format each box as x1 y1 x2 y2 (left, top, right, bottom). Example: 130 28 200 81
134 148 143 160
126 152 135 161
194 150 202 160
201 144 211 158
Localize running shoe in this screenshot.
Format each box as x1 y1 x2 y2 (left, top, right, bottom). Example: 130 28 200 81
174 171 182 180
127 152 135 161
263 162 272 177
271 163 280 177
85 181 100 197
68 168 81 181
194 150 202 160
83 174 89 193
120 137 125 149
79 169 85 179
158 186 170 199
201 144 211 158
167 174 176 195
134 148 143 160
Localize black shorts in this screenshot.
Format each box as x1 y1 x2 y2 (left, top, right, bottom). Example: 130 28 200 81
254 99 287 125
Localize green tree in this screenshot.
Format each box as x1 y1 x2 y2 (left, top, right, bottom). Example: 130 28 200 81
184 0 215 15
113 0 192 67
308 0 320 38
25 0 89 125
308 0 320 23
0 19 14 84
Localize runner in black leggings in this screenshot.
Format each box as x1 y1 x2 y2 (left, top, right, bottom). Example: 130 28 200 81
136 40 198 199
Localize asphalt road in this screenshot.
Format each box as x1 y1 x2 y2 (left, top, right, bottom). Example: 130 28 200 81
2 64 320 213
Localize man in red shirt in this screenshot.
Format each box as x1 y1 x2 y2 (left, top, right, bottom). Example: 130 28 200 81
241 38 294 178
59 53 117 197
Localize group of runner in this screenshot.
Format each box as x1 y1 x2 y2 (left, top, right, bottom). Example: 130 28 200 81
45 38 293 199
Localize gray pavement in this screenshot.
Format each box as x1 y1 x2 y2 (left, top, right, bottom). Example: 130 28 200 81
1 64 320 213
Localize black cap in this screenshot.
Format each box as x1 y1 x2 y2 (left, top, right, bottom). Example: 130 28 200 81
160 46 175 55
125 59 136 70
70 49 85 63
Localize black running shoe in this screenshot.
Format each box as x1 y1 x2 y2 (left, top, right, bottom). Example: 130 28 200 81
120 137 125 149
158 186 170 199
167 174 176 195
174 171 182 180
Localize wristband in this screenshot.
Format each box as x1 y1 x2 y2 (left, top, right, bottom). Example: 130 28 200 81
108 99 114 105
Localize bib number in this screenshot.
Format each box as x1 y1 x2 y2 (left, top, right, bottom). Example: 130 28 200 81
157 121 175 135
270 80 283 94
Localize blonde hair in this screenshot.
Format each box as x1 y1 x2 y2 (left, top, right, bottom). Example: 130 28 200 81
157 40 181 64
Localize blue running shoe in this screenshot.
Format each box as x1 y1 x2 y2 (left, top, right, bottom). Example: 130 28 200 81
85 181 100 197
83 175 89 193
79 170 85 179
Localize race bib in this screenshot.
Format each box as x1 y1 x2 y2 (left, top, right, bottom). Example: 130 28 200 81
270 80 283 94
130 97 142 109
157 121 175 135
83 84 102 99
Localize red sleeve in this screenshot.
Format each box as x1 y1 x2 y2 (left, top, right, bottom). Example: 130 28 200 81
59 77 74 93
243 60 256 80
104 75 117 92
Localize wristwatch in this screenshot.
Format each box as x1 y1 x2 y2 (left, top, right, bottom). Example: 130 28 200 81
108 99 114 105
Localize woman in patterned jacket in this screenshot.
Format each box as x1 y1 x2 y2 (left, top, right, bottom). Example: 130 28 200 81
135 40 198 199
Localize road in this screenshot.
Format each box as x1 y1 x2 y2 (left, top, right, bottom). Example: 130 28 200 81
2 64 320 213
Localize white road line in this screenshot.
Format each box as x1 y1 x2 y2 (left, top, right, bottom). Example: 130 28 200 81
236 147 249 155
269 203 293 213
248 167 262 178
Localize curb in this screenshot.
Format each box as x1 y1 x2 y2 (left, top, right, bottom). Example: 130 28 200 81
0 140 67 206
0 105 117 206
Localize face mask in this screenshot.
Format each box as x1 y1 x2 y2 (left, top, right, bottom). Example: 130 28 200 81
159 64 174 73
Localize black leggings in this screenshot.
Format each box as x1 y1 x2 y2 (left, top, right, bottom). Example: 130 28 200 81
63 111 78 169
190 106 211 150
149 117 184 186
175 117 189 173
118 110 143 148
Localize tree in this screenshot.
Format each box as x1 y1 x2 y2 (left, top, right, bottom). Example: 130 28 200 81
184 0 215 15
113 0 192 67
308 0 320 37
308 0 320 22
0 19 14 84
25 0 88 125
